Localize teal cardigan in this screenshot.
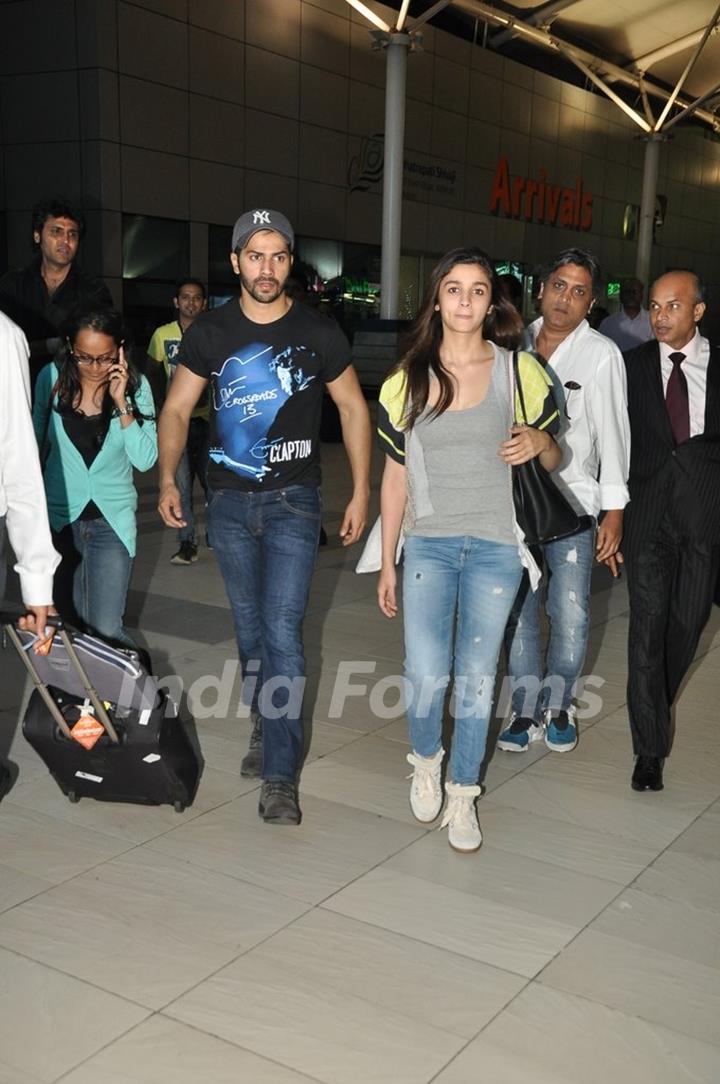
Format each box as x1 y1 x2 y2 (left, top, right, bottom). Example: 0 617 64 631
33 363 158 557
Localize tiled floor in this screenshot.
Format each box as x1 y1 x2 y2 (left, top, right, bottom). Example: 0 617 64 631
1 445 720 1083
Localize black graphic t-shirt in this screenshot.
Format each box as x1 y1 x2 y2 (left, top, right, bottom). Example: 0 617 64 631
178 300 351 491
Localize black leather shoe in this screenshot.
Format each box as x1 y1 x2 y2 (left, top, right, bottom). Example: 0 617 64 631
631 755 664 792
258 780 301 824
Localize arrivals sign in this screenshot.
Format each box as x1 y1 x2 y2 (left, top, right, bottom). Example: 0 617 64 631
490 156 593 230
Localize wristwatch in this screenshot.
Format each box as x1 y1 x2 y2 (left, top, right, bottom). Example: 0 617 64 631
117 405 133 417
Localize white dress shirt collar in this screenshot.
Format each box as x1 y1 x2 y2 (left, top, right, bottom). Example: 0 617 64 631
658 328 702 366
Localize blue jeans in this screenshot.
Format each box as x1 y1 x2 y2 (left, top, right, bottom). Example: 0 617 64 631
70 518 134 647
505 524 595 718
177 417 209 545
207 485 321 782
403 535 523 786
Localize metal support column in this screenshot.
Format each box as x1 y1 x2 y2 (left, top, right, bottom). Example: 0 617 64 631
380 33 410 319
636 135 662 286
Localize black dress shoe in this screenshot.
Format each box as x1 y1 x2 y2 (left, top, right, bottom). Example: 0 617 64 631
631 755 664 792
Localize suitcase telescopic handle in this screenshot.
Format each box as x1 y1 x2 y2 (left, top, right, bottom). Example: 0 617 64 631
5 619 120 745
5 623 74 740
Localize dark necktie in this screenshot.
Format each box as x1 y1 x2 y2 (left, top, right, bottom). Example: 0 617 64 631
666 351 689 444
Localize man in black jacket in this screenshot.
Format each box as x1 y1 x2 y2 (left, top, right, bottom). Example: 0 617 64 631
621 270 720 792
0 197 112 385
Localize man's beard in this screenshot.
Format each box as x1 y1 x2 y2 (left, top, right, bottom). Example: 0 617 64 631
242 274 284 304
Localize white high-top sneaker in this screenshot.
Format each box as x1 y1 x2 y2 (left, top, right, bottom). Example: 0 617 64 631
440 782 482 852
406 748 445 822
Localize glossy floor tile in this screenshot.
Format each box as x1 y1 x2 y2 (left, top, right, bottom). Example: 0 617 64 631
167 945 466 1084
476 795 658 883
491 757 720 850
433 984 720 1083
0 804 133 883
539 889 720 1046
386 831 623 927
0 861 52 914
324 865 578 978
0 848 310 1009
59 1016 321 1084
145 790 424 904
0 946 148 1082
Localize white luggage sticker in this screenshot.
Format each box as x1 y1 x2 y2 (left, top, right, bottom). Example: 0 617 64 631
74 771 103 783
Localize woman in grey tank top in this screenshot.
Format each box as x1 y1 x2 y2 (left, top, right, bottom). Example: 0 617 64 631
376 247 561 853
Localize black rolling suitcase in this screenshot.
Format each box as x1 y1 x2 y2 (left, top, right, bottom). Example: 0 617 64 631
5 621 200 810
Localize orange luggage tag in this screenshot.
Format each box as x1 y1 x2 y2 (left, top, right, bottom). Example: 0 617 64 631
70 698 105 750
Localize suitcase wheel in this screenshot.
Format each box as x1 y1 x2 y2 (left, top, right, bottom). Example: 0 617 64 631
173 800 185 813
67 790 81 804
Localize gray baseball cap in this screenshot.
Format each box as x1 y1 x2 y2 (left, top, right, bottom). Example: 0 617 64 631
231 209 294 253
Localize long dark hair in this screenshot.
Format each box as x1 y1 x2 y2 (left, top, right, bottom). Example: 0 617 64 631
396 247 524 429
53 309 151 430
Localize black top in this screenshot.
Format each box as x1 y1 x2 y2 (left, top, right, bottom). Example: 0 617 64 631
61 411 108 520
179 299 351 492
0 257 113 376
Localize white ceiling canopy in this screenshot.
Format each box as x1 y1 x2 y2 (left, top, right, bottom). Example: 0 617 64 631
386 0 720 132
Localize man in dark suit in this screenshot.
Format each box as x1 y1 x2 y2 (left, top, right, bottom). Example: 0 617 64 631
621 270 720 792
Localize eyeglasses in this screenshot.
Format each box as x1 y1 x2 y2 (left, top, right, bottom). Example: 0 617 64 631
72 352 118 367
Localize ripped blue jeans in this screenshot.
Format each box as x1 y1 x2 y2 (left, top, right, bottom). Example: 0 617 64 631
505 524 595 720
403 534 523 785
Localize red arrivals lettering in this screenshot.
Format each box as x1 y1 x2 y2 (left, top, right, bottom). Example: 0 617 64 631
489 156 593 230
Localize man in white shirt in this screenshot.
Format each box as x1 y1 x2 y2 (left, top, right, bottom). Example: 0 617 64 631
599 277 652 352
498 248 630 754
620 271 720 792
1 310 59 799
0 310 59 647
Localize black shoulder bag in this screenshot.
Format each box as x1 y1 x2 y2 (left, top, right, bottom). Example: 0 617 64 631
511 351 584 546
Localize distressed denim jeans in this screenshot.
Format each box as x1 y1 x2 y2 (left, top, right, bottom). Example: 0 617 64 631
505 524 595 719
207 484 321 782
402 534 523 786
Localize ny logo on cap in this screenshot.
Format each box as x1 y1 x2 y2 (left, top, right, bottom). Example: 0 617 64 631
253 210 271 225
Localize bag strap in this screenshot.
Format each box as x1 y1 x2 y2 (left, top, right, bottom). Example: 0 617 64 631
513 350 529 425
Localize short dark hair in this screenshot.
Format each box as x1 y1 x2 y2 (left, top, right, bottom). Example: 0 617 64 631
174 278 206 299
662 268 705 303
31 197 85 246
542 248 602 297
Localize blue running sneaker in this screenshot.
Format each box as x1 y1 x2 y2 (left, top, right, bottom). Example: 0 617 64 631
544 709 578 752
497 715 545 752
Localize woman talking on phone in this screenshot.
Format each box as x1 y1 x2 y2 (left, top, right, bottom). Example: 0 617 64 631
376 248 561 852
33 308 157 646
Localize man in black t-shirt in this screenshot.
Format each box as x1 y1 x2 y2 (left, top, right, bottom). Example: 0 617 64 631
158 209 371 825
